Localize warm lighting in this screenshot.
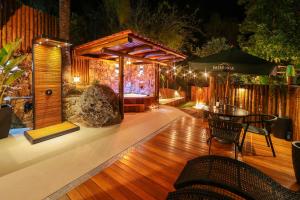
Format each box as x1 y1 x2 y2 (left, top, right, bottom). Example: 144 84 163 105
73 76 80 83
174 72 177 76
115 63 119 74
166 70 169 74
57 45 61 48
174 90 180 97
45 38 49 42
193 74 196 78
188 70 192 74
126 59 132 65
194 101 206 110
204 72 208 77
173 66 176 70
183 73 186 77
39 42 42 45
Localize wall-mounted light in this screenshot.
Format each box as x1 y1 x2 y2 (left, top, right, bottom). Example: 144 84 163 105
73 76 80 83
115 63 119 74
126 59 132 65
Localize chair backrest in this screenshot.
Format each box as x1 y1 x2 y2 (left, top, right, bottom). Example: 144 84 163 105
244 114 277 132
208 119 243 142
174 155 300 200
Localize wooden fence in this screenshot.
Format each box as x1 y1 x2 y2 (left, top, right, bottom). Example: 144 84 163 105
71 54 90 85
194 82 300 141
0 0 58 51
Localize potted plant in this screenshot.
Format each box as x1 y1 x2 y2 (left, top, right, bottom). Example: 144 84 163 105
286 65 296 85
292 141 300 183
0 39 26 139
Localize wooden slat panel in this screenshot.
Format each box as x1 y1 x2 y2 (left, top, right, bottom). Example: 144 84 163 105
0 0 58 50
33 45 62 129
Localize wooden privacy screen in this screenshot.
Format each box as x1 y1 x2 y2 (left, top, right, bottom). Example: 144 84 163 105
0 0 58 50
71 53 89 85
33 45 62 129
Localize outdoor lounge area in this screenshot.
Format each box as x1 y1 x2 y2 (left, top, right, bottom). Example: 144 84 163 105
1 0 300 200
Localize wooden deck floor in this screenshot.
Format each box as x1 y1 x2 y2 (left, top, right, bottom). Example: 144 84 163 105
64 116 299 200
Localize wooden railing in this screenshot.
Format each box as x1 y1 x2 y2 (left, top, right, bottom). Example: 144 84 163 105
0 0 58 51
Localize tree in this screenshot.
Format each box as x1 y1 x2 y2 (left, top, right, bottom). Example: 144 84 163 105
70 0 202 51
238 0 300 65
194 37 231 57
204 13 240 45
59 0 70 40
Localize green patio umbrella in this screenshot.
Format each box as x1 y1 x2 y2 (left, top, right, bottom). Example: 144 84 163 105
188 48 276 100
189 48 276 75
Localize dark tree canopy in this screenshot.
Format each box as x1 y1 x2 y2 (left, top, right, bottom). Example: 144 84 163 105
238 0 300 65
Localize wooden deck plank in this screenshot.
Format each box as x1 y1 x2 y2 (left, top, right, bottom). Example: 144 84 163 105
67 116 299 199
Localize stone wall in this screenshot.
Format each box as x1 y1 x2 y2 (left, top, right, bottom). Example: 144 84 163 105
89 60 155 95
9 53 33 128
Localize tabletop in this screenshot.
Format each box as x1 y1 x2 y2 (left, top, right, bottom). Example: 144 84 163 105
204 105 249 117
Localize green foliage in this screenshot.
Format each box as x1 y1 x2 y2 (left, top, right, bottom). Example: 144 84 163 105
70 1 201 51
0 39 26 104
286 65 296 77
238 0 300 65
194 37 231 57
204 13 240 45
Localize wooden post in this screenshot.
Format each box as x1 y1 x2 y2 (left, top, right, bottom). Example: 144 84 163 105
155 64 160 103
119 56 124 119
208 76 215 106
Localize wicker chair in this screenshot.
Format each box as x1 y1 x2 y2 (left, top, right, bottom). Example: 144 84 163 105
171 155 300 200
167 188 234 200
208 119 243 159
240 114 277 157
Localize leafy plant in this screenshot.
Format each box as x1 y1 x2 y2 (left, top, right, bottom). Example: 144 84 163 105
286 65 296 77
0 39 26 104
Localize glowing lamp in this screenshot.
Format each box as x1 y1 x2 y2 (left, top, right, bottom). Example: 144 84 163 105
204 72 208 77
188 70 192 74
73 76 80 83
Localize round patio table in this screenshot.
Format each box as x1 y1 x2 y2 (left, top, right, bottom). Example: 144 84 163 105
204 105 249 143
204 104 249 120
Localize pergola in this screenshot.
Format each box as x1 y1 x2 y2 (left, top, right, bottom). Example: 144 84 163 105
74 29 187 118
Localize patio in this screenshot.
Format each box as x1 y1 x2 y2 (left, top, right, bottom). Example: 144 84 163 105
61 115 299 200
0 1 300 199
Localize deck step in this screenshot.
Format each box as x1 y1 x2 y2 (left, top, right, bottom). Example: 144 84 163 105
25 121 80 144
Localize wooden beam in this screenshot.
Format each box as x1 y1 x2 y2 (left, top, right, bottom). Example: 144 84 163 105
119 56 124 119
75 37 130 56
102 48 168 66
77 55 118 63
121 44 152 54
155 64 160 103
129 34 186 59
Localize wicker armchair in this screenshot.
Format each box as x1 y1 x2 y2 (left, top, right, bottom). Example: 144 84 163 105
240 114 277 157
208 119 243 159
167 188 234 200
171 155 300 200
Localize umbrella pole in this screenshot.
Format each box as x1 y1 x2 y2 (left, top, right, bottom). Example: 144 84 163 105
225 72 230 104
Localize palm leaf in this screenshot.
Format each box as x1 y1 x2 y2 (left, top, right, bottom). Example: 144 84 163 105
5 70 24 86
4 55 26 74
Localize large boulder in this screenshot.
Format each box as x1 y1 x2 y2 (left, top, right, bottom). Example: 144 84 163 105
79 84 121 127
